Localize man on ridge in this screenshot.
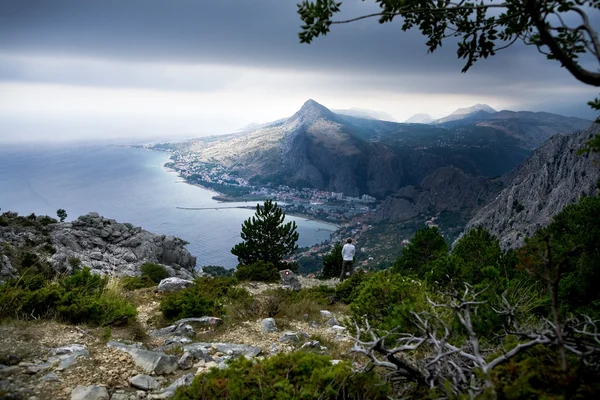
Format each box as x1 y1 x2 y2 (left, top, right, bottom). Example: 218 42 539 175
340 238 355 280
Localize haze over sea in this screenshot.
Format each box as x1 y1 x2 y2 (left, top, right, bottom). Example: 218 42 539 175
0 144 333 269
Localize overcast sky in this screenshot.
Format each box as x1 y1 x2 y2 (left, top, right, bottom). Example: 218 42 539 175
1 0 598 142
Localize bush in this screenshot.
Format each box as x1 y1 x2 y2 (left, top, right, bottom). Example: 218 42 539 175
140 262 169 284
335 270 369 304
202 265 233 277
0 268 136 326
160 276 239 321
350 271 429 332
172 351 390 400
122 275 155 291
235 260 279 282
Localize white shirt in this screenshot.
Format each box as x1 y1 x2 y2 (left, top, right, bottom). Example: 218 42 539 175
342 243 356 261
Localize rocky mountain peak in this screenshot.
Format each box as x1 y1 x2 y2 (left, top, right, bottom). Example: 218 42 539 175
436 103 497 123
405 113 434 124
286 99 337 128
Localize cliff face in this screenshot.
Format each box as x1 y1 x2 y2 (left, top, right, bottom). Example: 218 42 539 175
49 213 197 279
465 126 600 249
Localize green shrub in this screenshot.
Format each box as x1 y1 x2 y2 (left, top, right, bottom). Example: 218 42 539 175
172 351 390 400
160 276 239 321
122 275 155 291
0 268 136 326
140 262 169 284
202 265 233 277
335 270 369 304
235 260 279 282
350 270 429 332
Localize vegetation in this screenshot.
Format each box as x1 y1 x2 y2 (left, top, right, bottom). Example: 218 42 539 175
173 351 390 400
0 268 136 326
202 265 233 277
234 260 279 282
160 276 242 321
231 200 299 281
321 242 342 279
392 226 448 276
140 262 169 283
56 208 67 222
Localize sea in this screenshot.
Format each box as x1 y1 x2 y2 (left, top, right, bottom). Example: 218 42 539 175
0 143 334 269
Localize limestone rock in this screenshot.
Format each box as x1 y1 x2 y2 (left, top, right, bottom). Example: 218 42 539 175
0 365 20 377
157 277 194 293
48 344 89 371
464 126 600 249
261 318 278 333
279 269 301 291
149 373 194 399
183 343 261 359
107 342 178 375
47 213 197 278
71 385 109 400
319 310 332 319
129 374 160 391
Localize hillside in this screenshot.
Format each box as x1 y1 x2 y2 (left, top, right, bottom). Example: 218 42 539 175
464 124 600 249
156 100 590 199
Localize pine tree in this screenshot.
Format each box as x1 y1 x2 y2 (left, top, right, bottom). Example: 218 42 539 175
231 200 299 269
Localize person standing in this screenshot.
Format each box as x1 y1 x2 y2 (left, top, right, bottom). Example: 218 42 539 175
340 238 356 279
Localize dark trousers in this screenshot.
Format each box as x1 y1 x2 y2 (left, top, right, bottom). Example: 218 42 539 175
340 260 353 279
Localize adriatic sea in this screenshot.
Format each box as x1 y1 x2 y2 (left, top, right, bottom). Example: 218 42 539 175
0 143 333 269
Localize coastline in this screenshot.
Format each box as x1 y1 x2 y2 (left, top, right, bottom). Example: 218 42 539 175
162 161 340 230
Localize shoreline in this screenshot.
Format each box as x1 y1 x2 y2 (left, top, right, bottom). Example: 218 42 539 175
162 162 340 230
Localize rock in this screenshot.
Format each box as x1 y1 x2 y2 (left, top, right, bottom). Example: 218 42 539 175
151 323 195 338
107 342 179 375
204 361 218 370
261 318 278 333
129 374 160 391
48 344 89 371
149 373 194 399
331 360 342 365
183 343 261 359
327 317 339 327
48 213 197 279
279 269 301 291
330 325 347 333
175 317 223 327
300 340 326 351
40 372 60 382
27 362 53 374
157 277 194 293
71 385 109 400
177 352 194 370
320 310 332 319
0 365 20 378
278 332 309 343
110 393 129 400
269 343 282 355
0 255 17 282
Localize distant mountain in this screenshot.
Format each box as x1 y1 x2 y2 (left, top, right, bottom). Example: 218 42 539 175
333 107 397 122
405 113 434 124
435 104 497 123
464 124 600 249
159 99 591 199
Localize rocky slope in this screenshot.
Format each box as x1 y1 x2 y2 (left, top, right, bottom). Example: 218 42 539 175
435 103 497 123
374 166 505 222
465 125 600 249
0 212 198 280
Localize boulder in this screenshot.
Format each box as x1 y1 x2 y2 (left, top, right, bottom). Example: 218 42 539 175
129 374 160 391
0 365 20 378
319 310 332 319
149 373 194 399
183 343 261 359
48 344 89 371
70 385 109 400
151 323 195 338
261 318 278 333
107 342 179 375
157 277 194 293
279 269 301 291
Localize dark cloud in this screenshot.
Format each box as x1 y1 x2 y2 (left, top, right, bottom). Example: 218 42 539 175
0 0 597 118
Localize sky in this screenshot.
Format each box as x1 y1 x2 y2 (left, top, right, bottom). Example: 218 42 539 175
0 0 598 142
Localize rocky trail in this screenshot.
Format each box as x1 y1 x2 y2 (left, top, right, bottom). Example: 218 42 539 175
0 277 352 400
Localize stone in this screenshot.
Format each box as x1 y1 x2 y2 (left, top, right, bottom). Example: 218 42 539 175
157 277 194 293
320 310 332 319
177 352 194 370
279 269 301 291
150 373 194 399
204 361 218 370
330 325 347 333
129 374 160 391
183 343 261 359
151 323 195 338
326 317 339 327
110 394 129 400
300 340 324 350
107 342 179 375
40 372 60 382
278 332 301 343
269 343 281 355
70 385 109 400
0 365 20 378
175 317 223 327
261 318 278 333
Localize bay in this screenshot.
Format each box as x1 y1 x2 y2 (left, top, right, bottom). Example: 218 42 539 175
0 143 333 268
